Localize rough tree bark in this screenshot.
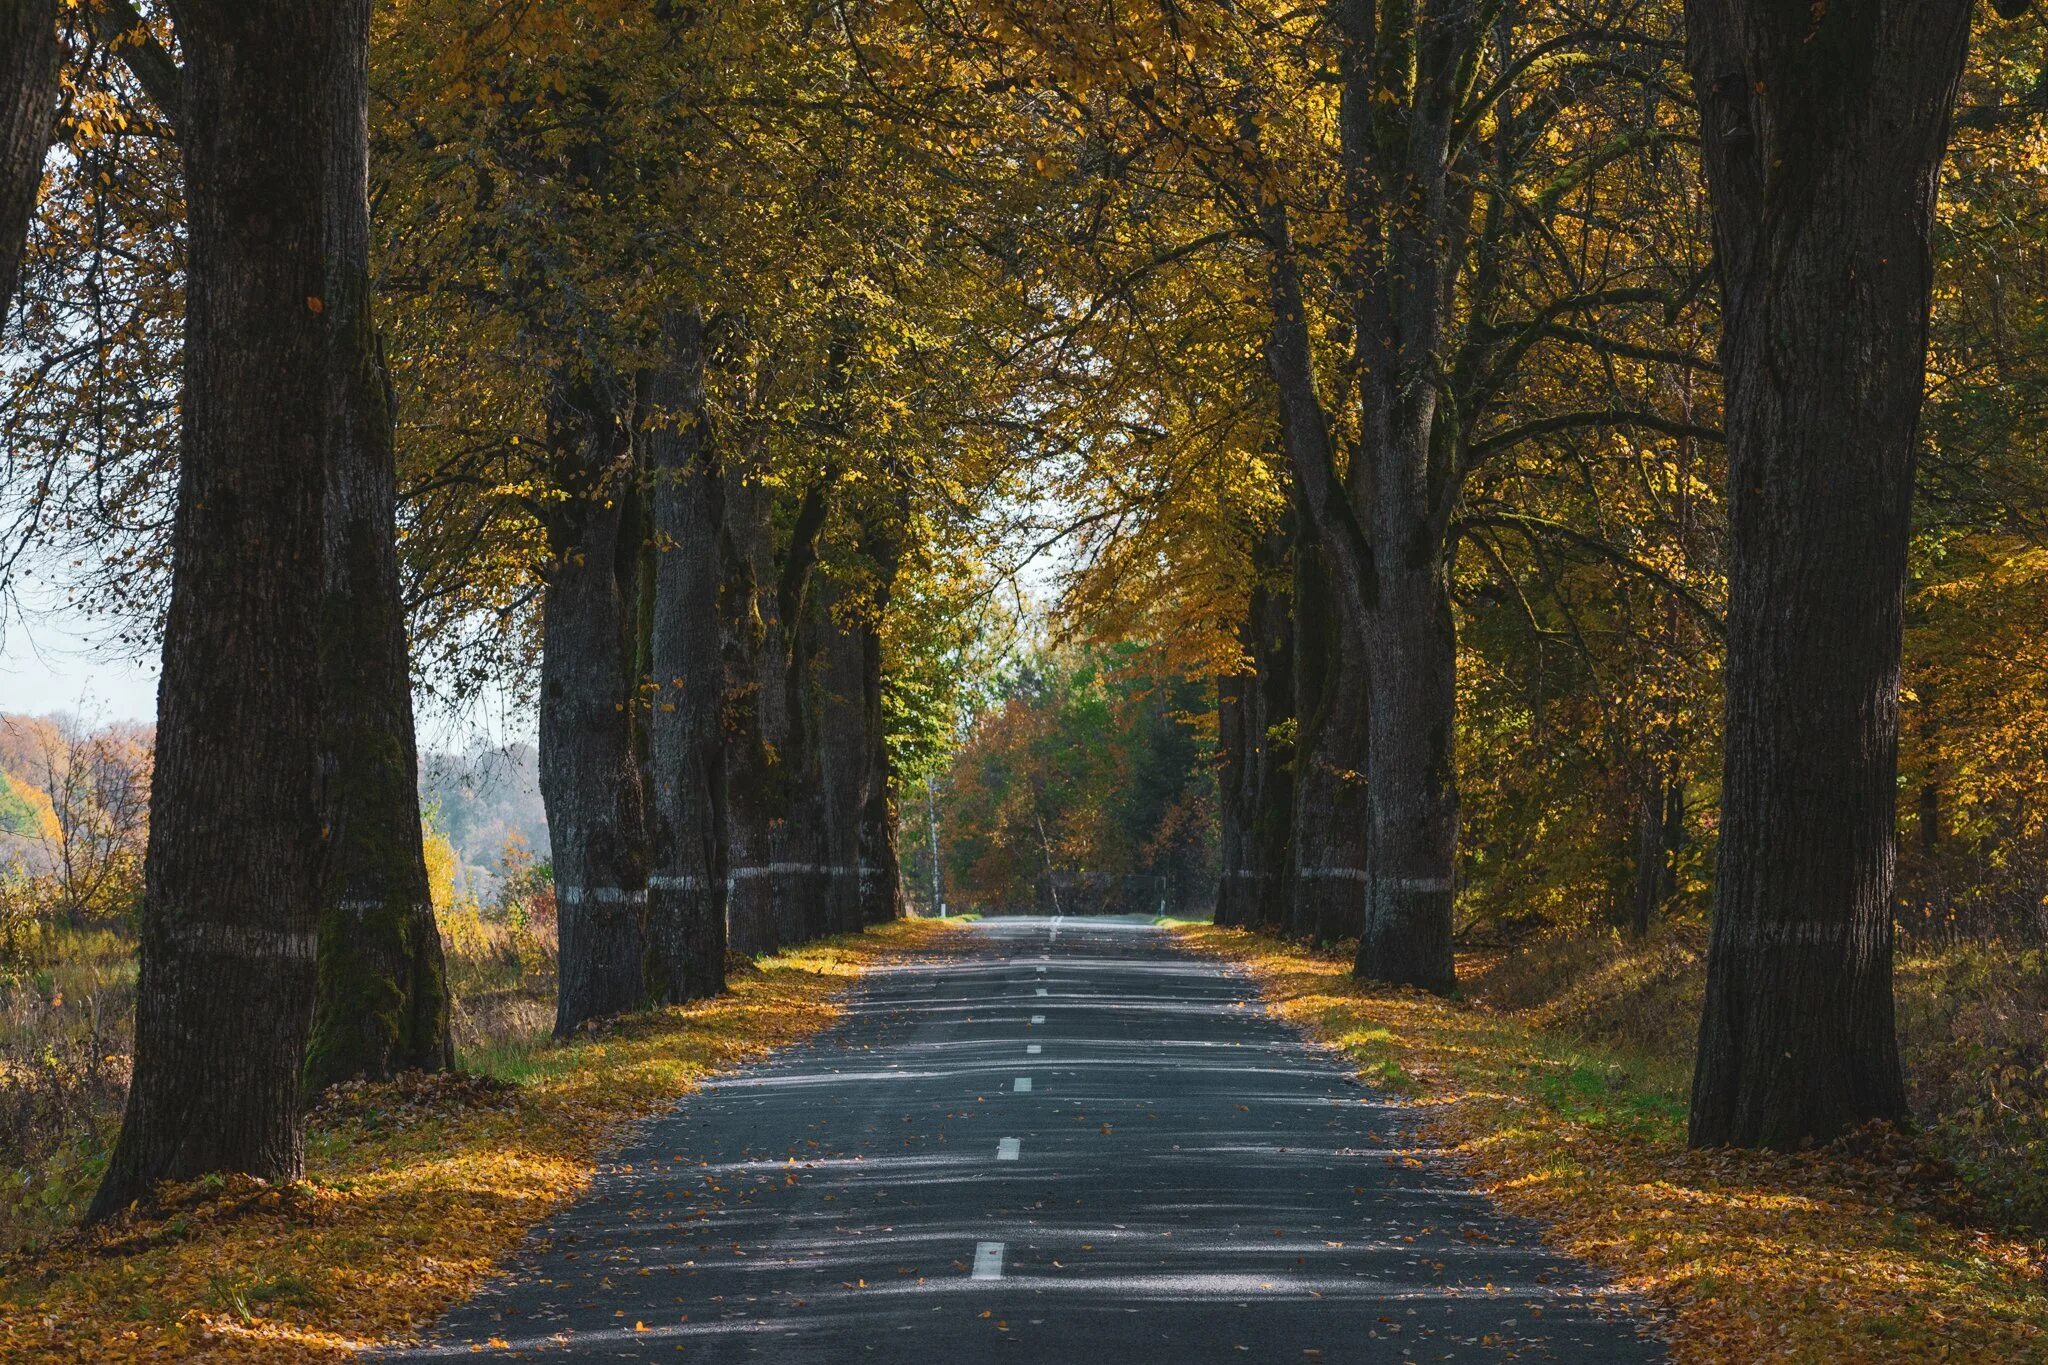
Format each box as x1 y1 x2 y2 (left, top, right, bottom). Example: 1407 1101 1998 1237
1216 653 1251 927
719 464 804 956
1217 516 1296 929
1253 0 1485 993
1288 532 1370 945
645 308 728 1004
303 0 450 1091
804 572 868 936
1245 521 1298 931
1685 0 1975 1148
0 0 59 328
540 373 652 1036
90 0 352 1221
856 495 908 926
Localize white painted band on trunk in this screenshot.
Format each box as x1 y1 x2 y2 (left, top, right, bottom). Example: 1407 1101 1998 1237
556 886 649 906
1223 869 1280 880
1296 867 1371 883
647 874 711 892
996 1137 1020 1161
728 863 860 881
1393 876 1454 893
171 921 317 961
333 898 430 917
972 1241 1005 1279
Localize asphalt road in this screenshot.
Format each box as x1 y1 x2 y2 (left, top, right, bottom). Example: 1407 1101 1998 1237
391 915 1663 1362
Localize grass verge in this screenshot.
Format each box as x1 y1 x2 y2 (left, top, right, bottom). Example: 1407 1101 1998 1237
1171 922 2048 1363
0 918 947 1361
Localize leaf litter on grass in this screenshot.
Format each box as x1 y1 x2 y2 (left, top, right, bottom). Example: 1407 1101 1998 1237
0 918 955 1362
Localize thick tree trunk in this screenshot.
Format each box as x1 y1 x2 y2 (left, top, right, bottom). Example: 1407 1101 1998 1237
90 0 349 1221
857 520 906 927
645 309 727 1004
856 635 902 927
719 464 795 957
1246 523 1297 932
1355 554 1458 990
1685 0 1971 1149
0 0 58 329
540 375 651 1035
804 575 868 935
1217 517 1295 929
1216 662 1250 927
1289 535 1369 945
303 0 450 1092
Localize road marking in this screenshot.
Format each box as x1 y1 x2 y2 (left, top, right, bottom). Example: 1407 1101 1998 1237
1035 987 1048 996
1030 1014 1044 1024
997 1137 1020 1161
973 1241 1005 1280
1036 965 1046 974
1014 1077 1033 1093
1026 1044 1041 1055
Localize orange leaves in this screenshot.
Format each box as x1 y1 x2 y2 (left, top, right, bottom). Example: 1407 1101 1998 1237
1174 922 2048 1363
0 920 949 1361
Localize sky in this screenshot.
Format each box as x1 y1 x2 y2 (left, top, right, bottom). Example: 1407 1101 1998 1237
0 595 160 724
1 590 534 750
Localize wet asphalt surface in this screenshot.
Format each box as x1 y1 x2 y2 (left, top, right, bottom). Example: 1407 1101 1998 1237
388 915 1664 1362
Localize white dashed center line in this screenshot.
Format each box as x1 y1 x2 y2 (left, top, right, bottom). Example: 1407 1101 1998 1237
1030 1014 1044 1024
1014 1076 1033 1093
1035 987 1048 997
997 1137 1020 1161
1026 1043 1041 1055
973 1241 1005 1280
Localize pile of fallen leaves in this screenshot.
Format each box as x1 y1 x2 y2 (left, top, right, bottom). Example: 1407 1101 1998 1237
0 918 947 1361
309 1069 520 1130
1173 922 2048 1363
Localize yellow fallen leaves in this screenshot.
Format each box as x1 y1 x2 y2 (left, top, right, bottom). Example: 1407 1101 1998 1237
0 918 949 1362
1173 923 2048 1363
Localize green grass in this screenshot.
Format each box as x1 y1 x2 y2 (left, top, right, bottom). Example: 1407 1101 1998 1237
458 1035 571 1086
0 773 41 838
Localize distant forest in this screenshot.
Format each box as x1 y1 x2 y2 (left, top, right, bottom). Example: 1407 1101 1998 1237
936 645 1216 917
1 713 547 904
418 743 550 903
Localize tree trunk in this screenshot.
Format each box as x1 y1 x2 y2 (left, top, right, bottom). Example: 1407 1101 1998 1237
539 374 651 1036
1261 183 1456 987
1246 521 1297 932
1628 771 1682 939
1289 534 1369 946
1355 553 1458 990
857 517 906 927
1685 0 1971 1149
303 0 450 1092
1217 516 1295 929
803 574 868 935
90 0 351 1221
1215 658 1251 928
0 0 58 329
719 462 795 957
645 308 727 1004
